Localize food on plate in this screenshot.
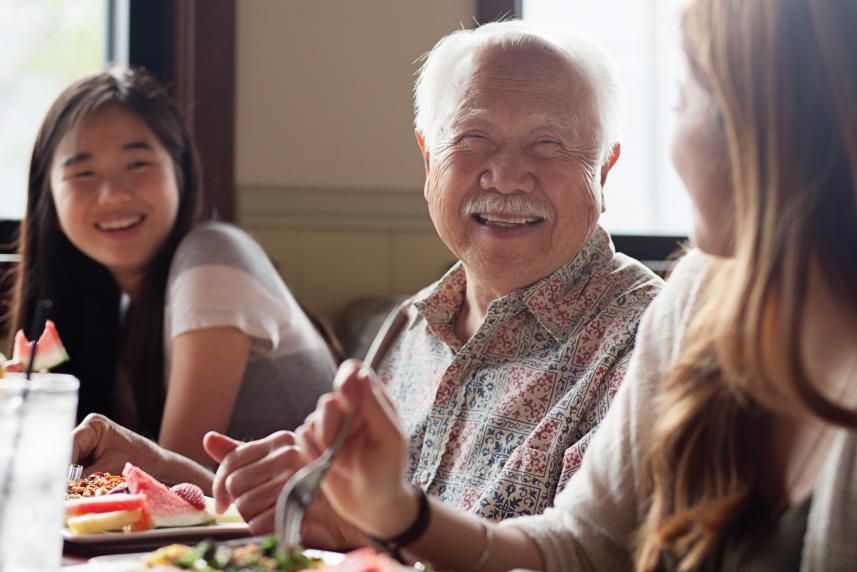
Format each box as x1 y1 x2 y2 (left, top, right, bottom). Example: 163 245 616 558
203 496 245 523
66 493 148 519
170 483 206 510
67 508 145 535
67 471 126 499
143 539 401 572
64 463 244 534
144 536 323 571
124 463 210 528
10 319 70 372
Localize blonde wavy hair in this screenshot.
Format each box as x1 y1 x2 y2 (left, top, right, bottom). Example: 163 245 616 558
635 0 857 570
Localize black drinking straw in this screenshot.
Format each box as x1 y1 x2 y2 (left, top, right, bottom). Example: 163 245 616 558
0 299 52 565
24 299 51 380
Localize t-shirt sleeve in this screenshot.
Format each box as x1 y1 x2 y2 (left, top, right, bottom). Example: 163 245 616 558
499 249 711 572
166 223 299 353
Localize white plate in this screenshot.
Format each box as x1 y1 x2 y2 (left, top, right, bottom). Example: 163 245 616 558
62 521 250 547
63 496 248 549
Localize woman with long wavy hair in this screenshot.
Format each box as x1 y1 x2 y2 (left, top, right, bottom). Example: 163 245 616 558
260 0 857 570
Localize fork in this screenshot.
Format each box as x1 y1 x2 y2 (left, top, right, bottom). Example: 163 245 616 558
274 300 411 553
67 463 83 482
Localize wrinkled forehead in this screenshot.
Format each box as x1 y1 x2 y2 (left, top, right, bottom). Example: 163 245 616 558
441 41 598 134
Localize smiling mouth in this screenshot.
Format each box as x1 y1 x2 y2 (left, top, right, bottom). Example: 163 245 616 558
95 215 145 232
473 213 544 228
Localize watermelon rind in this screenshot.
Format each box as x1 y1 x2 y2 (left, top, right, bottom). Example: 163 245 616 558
12 319 70 371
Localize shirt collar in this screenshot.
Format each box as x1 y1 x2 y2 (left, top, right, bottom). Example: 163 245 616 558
413 225 617 345
520 225 616 340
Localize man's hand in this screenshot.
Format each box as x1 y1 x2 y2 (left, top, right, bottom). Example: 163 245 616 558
206 428 366 550
71 413 162 477
71 413 215 492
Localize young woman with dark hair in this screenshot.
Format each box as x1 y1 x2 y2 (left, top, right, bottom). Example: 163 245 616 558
11 68 335 468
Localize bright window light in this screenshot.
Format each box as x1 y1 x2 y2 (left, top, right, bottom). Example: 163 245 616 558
523 0 693 235
0 0 107 221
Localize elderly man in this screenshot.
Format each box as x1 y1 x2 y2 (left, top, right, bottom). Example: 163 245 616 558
73 20 662 545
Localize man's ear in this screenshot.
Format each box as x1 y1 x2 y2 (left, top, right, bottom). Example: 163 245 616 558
600 143 620 186
415 129 431 175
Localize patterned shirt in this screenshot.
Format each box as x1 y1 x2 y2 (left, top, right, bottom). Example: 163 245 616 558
378 226 663 521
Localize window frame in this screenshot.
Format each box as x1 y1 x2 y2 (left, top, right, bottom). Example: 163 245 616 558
505 1 688 261
126 0 237 222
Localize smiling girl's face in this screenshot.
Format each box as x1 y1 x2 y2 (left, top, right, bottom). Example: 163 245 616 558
49 102 180 294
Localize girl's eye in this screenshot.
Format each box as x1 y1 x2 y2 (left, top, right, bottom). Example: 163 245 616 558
72 170 94 179
128 161 150 170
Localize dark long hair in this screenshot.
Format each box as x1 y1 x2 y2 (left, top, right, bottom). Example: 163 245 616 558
10 68 201 438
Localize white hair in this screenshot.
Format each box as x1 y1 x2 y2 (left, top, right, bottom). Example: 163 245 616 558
414 20 621 164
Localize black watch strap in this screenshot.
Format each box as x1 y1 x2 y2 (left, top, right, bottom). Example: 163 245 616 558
368 485 430 563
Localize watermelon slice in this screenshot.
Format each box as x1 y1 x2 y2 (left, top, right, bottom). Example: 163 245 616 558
65 493 151 530
123 463 210 528
11 319 70 371
66 493 147 516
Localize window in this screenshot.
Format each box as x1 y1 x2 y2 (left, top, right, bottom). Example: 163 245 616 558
523 0 692 236
0 0 111 221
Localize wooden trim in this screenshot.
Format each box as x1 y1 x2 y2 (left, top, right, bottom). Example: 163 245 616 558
171 0 236 221
128 0 236 221
238 186 433 232
477 0 522 23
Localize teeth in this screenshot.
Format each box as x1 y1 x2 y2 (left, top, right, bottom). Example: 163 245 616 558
97 215 143 231
476 214 542 226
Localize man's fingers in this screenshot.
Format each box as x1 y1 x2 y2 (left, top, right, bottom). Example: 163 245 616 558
247 507 276 536
203 431 242 464
295 422 324 459
212 473 233 515
213 437 270 513
70 426 96 465
81 452 124 477
232 473 291 528
69 414 109 466
217 432 287 479
225 445 305 501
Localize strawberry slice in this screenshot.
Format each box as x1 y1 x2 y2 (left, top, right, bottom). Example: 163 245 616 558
170 483 206 510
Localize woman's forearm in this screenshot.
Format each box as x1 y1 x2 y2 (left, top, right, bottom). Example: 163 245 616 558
375 494 545 571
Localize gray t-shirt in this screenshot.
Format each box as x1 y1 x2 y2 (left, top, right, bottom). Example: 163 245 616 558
162 221 335 440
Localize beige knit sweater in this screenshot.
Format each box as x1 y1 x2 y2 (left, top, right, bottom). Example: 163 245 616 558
503 249 857 572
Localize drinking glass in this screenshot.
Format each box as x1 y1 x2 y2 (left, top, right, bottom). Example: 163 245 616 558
0 373 79 572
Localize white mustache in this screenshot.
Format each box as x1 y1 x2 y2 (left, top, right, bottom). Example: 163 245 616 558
461 193 555 223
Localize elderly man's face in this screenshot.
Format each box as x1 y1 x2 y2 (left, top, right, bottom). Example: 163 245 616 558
418 43 613 295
